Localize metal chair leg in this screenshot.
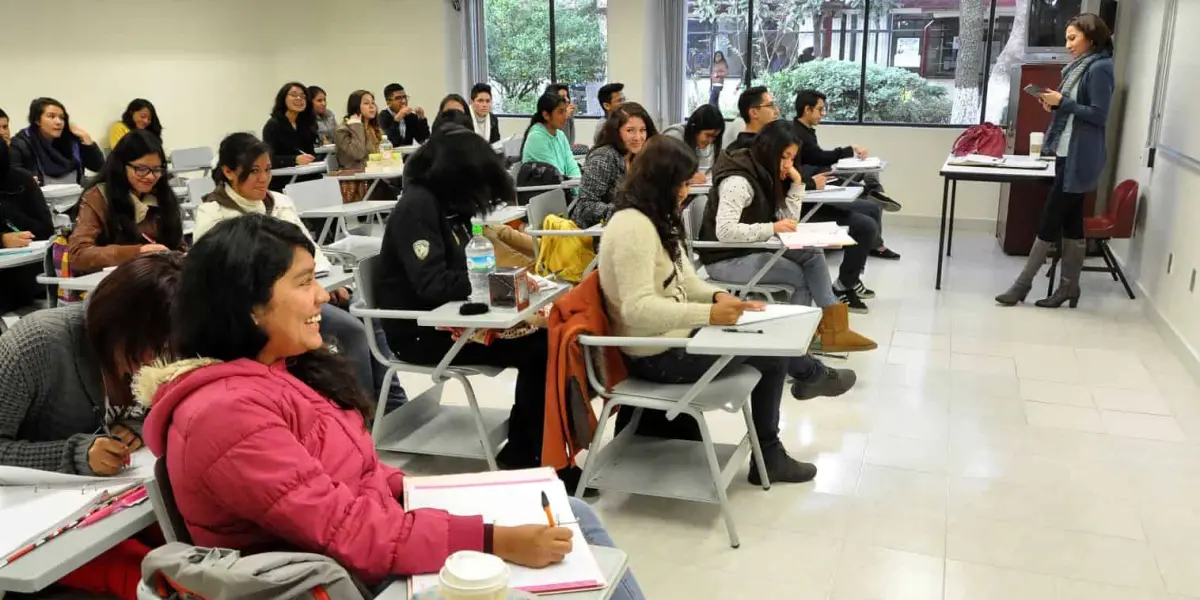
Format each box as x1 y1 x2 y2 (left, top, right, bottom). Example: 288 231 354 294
575 401 618 498
697 415 740 548
1102 241 1136 299
457 374 500 471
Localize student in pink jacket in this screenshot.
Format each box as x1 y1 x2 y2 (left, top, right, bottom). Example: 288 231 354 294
136 213 644 598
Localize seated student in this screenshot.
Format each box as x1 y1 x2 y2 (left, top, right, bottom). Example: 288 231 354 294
437 93 469 117
262 81 320 192
698 121 875 354
431 105 471 133
791 89 901 261
377 126 568 476
544 83 578 146
9 97 104 186
378 82 430 147
335 89 398 201
592 82 626 144
662 103 725 183
0 107 10 145
138 214 644 598
0 139 53 312
571 102 656 229
725 86 778 152
196 132 406 409
68 130 186 274
520 93 582 182
108 98 163 148
309 85 337 145
598 135 837 483
469 83 501 143
0 254 181 600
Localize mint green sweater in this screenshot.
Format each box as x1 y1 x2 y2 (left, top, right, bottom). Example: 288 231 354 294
520 124 581 179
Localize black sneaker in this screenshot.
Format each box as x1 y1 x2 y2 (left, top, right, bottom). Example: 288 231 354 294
791 366 857 400
834 286 869 314
853 281 876 299
870 190 903 212
748 444 817 485
869 247 901 260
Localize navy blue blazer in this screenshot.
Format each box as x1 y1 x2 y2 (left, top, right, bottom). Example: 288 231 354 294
1047 55 1115 194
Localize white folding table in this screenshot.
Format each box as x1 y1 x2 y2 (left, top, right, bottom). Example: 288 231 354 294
270 162 328 185
330 169 403 201
38 265 355 293
300 199 397 243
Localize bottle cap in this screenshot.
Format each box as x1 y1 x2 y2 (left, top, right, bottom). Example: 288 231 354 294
473 223 484 236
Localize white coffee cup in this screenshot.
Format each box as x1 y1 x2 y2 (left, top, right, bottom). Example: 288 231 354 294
1029 132 1044 157
437 551 510 600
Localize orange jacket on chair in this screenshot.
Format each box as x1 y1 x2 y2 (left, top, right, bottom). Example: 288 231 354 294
542 272 628 470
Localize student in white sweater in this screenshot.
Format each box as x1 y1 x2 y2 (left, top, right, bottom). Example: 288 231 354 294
597 135 820 484
195 132 406 409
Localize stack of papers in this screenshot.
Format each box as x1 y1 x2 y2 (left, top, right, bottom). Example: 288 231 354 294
735 304 821 326
835 157 882 170
777 223 857 248
405 468 607 595
949 154 1050 169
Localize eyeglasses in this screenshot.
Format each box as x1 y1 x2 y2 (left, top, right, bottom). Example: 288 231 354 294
127 164 166 178
287 92 307 100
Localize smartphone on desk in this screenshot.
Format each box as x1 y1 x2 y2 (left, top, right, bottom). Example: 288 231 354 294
1023 84 1046 98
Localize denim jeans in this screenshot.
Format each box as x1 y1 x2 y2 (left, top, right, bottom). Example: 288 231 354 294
705 250 837 307
319 304 408 410
569 497 646 600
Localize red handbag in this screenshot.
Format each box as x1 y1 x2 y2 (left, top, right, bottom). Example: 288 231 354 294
952 122 1007 157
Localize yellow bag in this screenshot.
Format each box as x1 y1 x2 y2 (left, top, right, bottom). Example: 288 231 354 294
534 214 595 284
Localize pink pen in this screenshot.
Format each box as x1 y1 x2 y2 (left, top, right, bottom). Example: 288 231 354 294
78 487 149 529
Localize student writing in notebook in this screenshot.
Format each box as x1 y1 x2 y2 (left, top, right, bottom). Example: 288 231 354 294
262 81 320 192
0 138 53 312
137 214 644 598
697 121 876 358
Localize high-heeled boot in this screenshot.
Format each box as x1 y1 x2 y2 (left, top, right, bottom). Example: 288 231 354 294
995 238 1053 306
1036 238 1085 308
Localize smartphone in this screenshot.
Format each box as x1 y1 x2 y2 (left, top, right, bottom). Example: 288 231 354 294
1023 84 1046 97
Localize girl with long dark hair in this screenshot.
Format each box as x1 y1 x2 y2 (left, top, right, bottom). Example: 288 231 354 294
663 103 725 180
308 85 337 145
9 97 104 186
571 102 658 229
109 98 163 147
519 92 581 181
334 89 383 171
262 81 319 191
68 130 185 274
596 135 818 484
0 137 53 311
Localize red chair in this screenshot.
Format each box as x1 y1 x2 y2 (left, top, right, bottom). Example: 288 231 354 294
1047 179 1138 299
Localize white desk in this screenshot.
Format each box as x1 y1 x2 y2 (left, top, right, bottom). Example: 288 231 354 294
300 199 397 243
0 243 47 271
331 168 403 200
830 159 887 187
515 179 581 193
936 155 1055 289
688 309 822 356
0 504 155 597
374 545 628 600
271 162 328 185
476 204 527 225
314 144 335 155
38 266 354 293
397 144 422 156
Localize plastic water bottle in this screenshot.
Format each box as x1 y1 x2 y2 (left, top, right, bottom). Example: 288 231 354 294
379 137 394 164
465 224 495 304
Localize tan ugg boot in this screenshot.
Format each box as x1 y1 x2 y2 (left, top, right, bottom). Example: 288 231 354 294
815 304 877 353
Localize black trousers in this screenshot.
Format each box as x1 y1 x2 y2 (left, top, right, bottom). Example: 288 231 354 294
617 349 786 448
1038 157 1085 241
808 204 879 287
387 329 549 467
0 264 42 313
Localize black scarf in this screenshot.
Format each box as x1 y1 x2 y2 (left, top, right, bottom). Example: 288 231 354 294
23 126 81 179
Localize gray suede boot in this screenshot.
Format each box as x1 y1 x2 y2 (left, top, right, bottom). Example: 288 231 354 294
996 238 1053 306
1036 238 1085 308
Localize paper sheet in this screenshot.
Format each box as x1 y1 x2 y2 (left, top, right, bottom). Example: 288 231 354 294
406 473 607 595
0 449 155 486
835 157 882 169
777 223 857 248
735 304 821 326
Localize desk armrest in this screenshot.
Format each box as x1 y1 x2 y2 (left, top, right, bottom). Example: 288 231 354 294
691 240 778 249
577 335 690 349
525 228 604 237
349 303 429 321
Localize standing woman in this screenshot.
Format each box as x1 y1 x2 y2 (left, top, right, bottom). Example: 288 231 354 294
469 83 501 143
520 93 582 181
996 13 1115 308
309 85 337 145
571 102 657 229
68 130 185 274
9 97 104 186
0 139 53 312
709 51 729 107
262 82 319 191
663 103 725 182
109 99 163 148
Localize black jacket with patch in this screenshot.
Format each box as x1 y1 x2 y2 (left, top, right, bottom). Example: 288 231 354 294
376 183 473 343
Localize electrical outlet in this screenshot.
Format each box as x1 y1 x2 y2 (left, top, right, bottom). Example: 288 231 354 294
1168 253 1173 274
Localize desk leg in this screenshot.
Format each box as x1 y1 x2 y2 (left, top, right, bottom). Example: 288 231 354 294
800 201 824 223
947 180 958 257
737 247 788 299
317 218 335 246
935 177 950 290
289 174 299 186
429 329 475 383
364 179 381 199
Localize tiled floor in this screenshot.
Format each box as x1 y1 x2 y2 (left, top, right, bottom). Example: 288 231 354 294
388 226 1200 599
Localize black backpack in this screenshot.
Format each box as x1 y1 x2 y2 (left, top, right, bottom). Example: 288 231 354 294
515 161 564 206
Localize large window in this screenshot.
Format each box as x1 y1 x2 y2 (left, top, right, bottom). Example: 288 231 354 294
484 0 608 116
683 0 1029 126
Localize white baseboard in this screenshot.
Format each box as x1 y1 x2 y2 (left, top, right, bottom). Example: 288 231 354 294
1111 252 1200 387
882 213 996 233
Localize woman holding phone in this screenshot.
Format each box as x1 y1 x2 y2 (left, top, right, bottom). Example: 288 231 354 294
996 13 1115 308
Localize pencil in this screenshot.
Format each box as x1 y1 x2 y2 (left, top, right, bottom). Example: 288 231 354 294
541 491 556 527
141 233 156 244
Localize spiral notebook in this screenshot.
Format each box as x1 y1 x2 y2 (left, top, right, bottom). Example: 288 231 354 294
403 468 607 596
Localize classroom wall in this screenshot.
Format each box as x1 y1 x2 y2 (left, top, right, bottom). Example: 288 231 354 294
1105 0 1200 375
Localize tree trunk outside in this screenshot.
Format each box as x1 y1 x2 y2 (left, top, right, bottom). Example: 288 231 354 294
951 0 987 124
985 0 1031 123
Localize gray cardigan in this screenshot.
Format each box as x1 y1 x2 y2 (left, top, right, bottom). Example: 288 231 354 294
0 304 141 475
1046 55 1115 193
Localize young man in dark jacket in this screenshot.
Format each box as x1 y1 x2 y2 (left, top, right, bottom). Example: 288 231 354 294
725 86 779 152
792 88 902 263
378 83 430 147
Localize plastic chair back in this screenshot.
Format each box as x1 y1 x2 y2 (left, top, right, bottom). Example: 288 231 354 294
684 193 707 241
186 177 216 202
148 457 193 544
169 147 214 173
284 177 343 213
1106 179 1138 239
528 189 568 229
354 254 383 311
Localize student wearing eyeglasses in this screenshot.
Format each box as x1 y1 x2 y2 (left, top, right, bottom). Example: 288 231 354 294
68 130 185 274
725 87 779 152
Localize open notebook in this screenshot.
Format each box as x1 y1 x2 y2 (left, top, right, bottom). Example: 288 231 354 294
777 223 857 249
0 481 138 564
404 468 607 596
